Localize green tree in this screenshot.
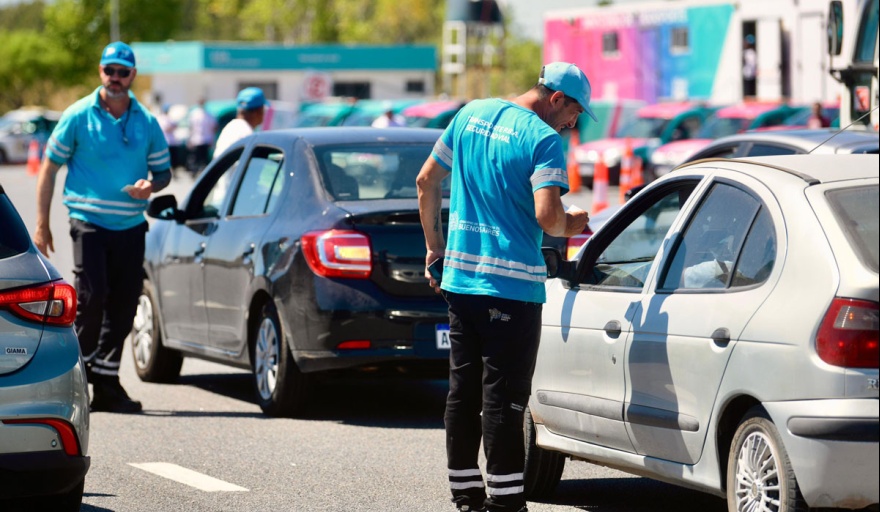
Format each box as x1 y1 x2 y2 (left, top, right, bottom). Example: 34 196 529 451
0 30 74 112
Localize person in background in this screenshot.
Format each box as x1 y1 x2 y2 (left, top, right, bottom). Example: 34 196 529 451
157 104 185 174
34 41 172 413
371 104 405 128
416 61 592 512
742 34 757 98
807 101 831 128
213 87 267 158
187 97 216 175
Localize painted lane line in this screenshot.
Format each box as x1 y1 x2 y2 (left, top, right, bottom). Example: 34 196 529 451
129 462 248 492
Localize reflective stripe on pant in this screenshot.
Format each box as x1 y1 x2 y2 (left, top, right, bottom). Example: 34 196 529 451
443 291 542 512
70 219 147 380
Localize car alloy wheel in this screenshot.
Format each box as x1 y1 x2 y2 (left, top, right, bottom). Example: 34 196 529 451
129 280 182 383
254 314 280 401
132 293 154 371
727 407 805 512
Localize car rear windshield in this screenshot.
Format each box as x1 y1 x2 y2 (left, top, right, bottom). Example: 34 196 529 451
825 184 879 273
314 143 449 200
0 192 32 260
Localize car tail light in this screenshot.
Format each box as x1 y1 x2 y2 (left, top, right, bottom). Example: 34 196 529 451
816 298 879 369
301 230 372 279
0 281 77 326
565 227 594 260
2 418 82 456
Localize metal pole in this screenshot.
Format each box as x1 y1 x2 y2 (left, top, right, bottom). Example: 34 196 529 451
111 0 120 42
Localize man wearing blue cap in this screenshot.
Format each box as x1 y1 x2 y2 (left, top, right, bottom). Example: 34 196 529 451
417 62 593 512
213 86 267 158
34 41 172 414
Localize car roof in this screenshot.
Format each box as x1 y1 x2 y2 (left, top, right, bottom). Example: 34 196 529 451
402 100 464 117
679 154 880 184
715 102 785 118
698 128 879 153
637 101 705 119
238 126 444 147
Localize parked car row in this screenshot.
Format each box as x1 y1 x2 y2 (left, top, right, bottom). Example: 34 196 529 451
292 98 465 130
572 100 827 187
0 107 60 165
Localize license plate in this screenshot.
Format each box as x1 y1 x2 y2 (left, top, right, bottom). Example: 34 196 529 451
436 323 450 350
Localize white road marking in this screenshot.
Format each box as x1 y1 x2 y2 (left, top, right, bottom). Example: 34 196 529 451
129 462 248 492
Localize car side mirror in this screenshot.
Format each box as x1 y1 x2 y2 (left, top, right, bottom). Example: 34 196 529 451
827 1 843 57
542 247 577 283
147 194 183 222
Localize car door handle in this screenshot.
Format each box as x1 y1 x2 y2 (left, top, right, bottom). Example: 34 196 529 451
604 320 622 337
194 242 206 257
711 327 730 345
242 243 255 258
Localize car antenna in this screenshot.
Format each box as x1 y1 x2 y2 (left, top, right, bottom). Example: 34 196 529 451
808 106 879 154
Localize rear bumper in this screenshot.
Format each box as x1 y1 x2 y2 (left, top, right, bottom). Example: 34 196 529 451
765 398 879 509
0 450 90 498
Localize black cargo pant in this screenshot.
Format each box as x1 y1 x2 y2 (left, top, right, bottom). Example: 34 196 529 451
443 291 542 512
70 219 147 383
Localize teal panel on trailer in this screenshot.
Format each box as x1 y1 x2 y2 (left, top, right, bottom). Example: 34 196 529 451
687 4 734 98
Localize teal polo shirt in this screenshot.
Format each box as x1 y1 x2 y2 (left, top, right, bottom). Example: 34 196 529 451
46 87 171 230
431 98 569 304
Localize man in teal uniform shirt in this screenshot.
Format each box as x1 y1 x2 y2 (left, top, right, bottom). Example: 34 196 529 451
34 41 172 413
417 62 594 511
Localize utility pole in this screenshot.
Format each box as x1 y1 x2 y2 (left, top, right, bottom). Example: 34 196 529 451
110 0 120 42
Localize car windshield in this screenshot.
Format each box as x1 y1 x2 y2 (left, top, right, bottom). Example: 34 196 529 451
697 116 750 139
615 116 668 138
825 185 879 273
314 143 449 200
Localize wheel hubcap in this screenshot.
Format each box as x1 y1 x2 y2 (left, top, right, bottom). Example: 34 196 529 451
131 294 153 370
734 431 781 512
254 317 279 401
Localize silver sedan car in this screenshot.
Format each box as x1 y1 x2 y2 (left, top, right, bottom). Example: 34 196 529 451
528 154 878 511
0 184 90 510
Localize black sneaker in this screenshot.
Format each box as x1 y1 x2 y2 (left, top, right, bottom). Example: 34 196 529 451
90 379 143 413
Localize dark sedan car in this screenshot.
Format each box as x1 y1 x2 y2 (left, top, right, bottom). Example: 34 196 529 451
131 128 450 417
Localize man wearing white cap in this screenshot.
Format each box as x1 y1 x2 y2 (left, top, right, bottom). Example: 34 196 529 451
417 62 593 512
213 87 267 158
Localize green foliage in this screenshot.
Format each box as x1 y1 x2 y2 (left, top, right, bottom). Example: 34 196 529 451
0 0 46 31
0 30 76 112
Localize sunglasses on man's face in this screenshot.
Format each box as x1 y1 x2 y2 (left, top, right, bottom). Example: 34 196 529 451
103 66 132 78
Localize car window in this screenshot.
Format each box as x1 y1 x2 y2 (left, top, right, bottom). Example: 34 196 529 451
660 182 771 290
583 184 695 289
229 146 285 217
0 193 31 259
189 148 243 219
826 185 879 273
745 143 800 157
695 144 738 160
313 143 447 200
671 115 702 141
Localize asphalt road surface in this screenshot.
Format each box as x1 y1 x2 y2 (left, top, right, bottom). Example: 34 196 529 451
1 163 730 512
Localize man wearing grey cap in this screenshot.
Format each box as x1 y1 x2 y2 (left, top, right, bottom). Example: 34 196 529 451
34 41 172 413
417 62 593 512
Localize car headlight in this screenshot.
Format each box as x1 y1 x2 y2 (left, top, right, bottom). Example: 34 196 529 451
603 148 621 166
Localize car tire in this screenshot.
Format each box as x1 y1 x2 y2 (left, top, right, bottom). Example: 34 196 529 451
523 405 565 500
251 301 310 417
727 406 807 512
131 279 183 383
22 478 84 512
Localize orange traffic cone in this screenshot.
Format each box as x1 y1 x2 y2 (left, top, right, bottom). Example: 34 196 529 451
619 138 633 203
592 157 609 215
26 139 41 176
630 155 644 188
567 129 582 193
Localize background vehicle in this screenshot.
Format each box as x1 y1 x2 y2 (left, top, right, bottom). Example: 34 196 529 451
0 184 90 511
402 100 466 129
573 101 716 186
131 127 451 418
528 154 879 511
650 102 804 177
0 107 60 165
340 98 425 126
685 128 879 161
291 100 359 127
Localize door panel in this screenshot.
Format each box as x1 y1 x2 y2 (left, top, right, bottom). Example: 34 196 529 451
156 221 212 344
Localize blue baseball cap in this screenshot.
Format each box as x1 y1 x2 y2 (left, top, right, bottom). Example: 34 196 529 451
538 62 597 122
237 87 268 110
100 41 136 68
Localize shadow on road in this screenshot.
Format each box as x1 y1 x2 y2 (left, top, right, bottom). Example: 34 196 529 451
542 476 726 511
169 370 448 429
